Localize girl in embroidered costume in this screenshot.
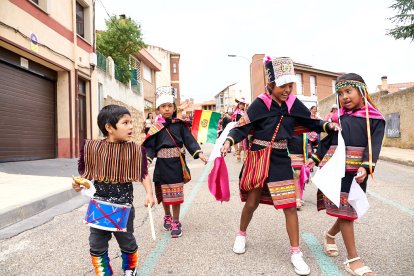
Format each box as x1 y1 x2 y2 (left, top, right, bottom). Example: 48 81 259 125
307 73 385 276
143 87 208 238
72 105 155 276
221 57 339 276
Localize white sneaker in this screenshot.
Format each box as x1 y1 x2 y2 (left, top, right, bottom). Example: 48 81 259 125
291 252 310 275
232 235 246 254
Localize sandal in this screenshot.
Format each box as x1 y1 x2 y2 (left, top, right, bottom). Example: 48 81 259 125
344 257 373 276
323 231 339 257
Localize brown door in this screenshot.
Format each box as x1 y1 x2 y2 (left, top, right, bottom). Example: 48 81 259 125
78 78 87 143
0 61 55 162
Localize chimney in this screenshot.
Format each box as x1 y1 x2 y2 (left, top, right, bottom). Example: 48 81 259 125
381 76 388 91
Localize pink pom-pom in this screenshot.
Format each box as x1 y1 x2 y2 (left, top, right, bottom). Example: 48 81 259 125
263 56 272 63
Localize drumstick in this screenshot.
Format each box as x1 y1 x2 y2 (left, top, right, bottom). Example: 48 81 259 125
147 205 156 240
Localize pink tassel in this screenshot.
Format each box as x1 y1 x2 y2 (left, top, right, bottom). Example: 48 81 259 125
263 56 272 63
298 165 311 199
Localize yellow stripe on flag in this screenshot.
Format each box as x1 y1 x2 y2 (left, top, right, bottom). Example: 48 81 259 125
197 110 213 143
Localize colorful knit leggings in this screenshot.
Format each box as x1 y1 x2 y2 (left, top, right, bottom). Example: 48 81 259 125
91 250 138 275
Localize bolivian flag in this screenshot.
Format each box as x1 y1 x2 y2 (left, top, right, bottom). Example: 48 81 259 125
192 110 221 144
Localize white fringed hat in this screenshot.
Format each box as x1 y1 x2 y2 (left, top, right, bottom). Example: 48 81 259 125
156 86 176 108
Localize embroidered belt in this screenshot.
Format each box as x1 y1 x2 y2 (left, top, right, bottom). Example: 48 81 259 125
157 147 185 158
252 139 287 149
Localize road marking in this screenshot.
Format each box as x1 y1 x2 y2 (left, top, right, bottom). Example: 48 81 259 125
301 232 343 276
138 162 213 276
368 191 414 216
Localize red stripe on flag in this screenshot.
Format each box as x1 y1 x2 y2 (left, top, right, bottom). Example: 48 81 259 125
191 110 202 140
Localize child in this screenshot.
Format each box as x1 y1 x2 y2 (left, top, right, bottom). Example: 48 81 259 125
72 104 155 276
232 97 248 161
144 112 154 134
221 57 339 275
143 87 207 238
307 73 385 276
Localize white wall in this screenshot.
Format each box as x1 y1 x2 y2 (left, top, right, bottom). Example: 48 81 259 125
96 68 144 113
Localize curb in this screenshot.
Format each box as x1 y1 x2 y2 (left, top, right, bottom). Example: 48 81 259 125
0 188 78 230
379 156 414 167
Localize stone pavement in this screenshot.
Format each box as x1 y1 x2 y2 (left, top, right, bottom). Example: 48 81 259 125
0 146 413 232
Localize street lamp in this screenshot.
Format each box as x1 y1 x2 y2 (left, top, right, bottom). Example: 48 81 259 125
227 54 252 101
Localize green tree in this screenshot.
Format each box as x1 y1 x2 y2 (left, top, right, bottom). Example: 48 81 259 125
387 0 414 42
97 15 146 83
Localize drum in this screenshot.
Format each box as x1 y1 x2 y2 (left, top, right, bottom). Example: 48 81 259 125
83 198 131 232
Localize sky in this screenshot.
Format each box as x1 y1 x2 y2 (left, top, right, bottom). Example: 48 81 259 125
95 0 414 103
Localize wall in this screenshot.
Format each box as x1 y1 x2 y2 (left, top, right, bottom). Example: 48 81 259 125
1 0 96 158
97 57 145 143
146 45 171 87
319 87 414 149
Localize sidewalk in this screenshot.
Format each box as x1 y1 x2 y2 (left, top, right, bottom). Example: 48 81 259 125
0 159 79 230
0 146 413 231
379 146 414 167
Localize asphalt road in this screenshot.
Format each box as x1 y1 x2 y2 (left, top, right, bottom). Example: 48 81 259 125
0 144 413 275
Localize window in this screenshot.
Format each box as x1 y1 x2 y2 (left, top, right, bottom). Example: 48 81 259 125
143 64 152 83
76 2 85 37
310 75 316 96
173 63 177 73
29 0 50 13
296 73 303 95
332 80 337 94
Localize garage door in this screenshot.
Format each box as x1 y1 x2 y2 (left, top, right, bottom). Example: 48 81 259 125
0 61 56 162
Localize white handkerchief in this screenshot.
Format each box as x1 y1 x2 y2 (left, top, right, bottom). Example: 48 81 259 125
348 177 370 218
81 179 96 198
312 131 346 207
209 122 237 161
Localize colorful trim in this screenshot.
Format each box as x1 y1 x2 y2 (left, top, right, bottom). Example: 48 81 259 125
252 139 287 149
83 140 147 183
267 180 296 209
192 149 202 158
145 122 165 139
240 185 274 206
361 161 376 170
323 122 329 132
290 153 305 169
317 191 358 220
335 80 366 93
235 113 251 127
319 146 364 172
147 156 153 164
91 253 113 276
155 183 184 205
226 137 235 146
311 154 321 164
121 250 138 270
157 148 180 158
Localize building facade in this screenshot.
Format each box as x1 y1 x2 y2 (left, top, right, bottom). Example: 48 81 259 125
0 0 96 162
214 82 244 113
146 45 181 105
